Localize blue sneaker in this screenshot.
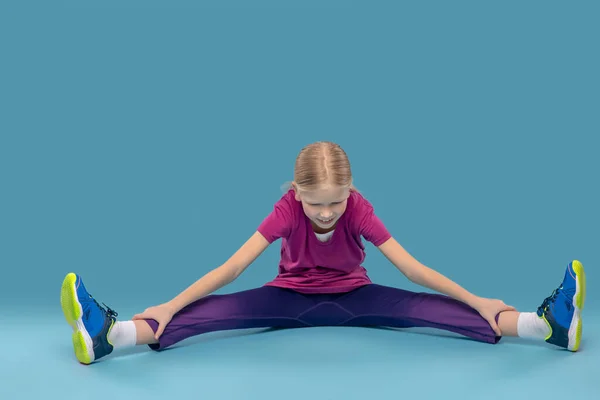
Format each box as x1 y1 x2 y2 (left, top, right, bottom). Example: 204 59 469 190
537 260 586 351
60 273 118 364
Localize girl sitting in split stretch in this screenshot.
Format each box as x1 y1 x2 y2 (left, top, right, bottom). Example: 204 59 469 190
60 141 587 365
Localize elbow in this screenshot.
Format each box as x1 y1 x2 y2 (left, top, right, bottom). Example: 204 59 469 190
225 262 247 281
400 264 425 284
404 270 420 284
213 263 242 284
230 267 244 281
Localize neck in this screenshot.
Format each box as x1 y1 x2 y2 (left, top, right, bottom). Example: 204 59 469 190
311 221 336 234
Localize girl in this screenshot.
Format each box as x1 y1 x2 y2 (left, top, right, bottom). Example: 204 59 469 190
59 141 587 365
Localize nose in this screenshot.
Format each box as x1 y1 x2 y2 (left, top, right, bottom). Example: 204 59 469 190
320 209 333 218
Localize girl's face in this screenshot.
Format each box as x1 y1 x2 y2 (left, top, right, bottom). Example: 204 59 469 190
294 184 350 232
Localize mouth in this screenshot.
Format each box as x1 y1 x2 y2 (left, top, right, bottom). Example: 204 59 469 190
317 217 335 225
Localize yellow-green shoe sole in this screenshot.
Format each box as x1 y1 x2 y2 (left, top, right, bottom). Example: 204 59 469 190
60 273 93 364
572 260 586 311
569 260 586 352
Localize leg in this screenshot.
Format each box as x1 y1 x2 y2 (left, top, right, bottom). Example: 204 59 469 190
498 311 519 336
332 260 586 351
333 284 501 344
134 319 159 345
142 286 321 351
60 272 328 364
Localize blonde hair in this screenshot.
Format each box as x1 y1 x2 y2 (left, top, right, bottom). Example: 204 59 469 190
281 141 358 193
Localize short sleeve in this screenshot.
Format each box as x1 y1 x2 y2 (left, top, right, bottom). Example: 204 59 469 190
257 191 297 243
353 193 392 246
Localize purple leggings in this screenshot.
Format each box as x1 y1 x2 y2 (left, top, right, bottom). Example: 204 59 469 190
144 284 501 350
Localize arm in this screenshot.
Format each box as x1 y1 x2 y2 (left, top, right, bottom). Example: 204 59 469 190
166 231 270 313
377 237 479 307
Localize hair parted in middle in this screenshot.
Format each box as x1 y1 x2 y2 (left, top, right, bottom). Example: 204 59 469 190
284 141 357 193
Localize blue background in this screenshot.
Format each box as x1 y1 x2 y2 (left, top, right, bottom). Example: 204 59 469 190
1 1 599 399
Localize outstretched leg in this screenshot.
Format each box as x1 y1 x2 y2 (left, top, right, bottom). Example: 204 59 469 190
332 260 586 351
334 284 502 344
60 273 343 364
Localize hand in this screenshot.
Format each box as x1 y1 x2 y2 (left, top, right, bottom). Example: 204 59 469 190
132 302 176 340
471 297 516 336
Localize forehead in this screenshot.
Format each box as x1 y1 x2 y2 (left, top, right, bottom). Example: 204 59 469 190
299 186 349 203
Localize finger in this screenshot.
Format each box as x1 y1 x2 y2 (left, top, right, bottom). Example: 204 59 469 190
500 301 516 311
132 312 149 320
489 319 502 336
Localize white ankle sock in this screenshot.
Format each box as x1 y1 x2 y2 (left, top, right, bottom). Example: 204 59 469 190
108 321 137 349
517 312 551 340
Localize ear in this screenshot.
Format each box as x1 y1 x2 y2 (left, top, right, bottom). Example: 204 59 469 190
291 182 301 201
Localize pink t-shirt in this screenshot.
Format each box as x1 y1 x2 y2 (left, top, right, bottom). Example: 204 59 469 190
257 189 392 294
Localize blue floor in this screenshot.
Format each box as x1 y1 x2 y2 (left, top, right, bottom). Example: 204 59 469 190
3 310 599 400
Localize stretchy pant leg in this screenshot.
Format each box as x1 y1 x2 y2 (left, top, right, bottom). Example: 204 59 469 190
334 284 501 344
144 286 352 350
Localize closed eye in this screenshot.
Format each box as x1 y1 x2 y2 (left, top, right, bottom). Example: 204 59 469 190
309 201 342 206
